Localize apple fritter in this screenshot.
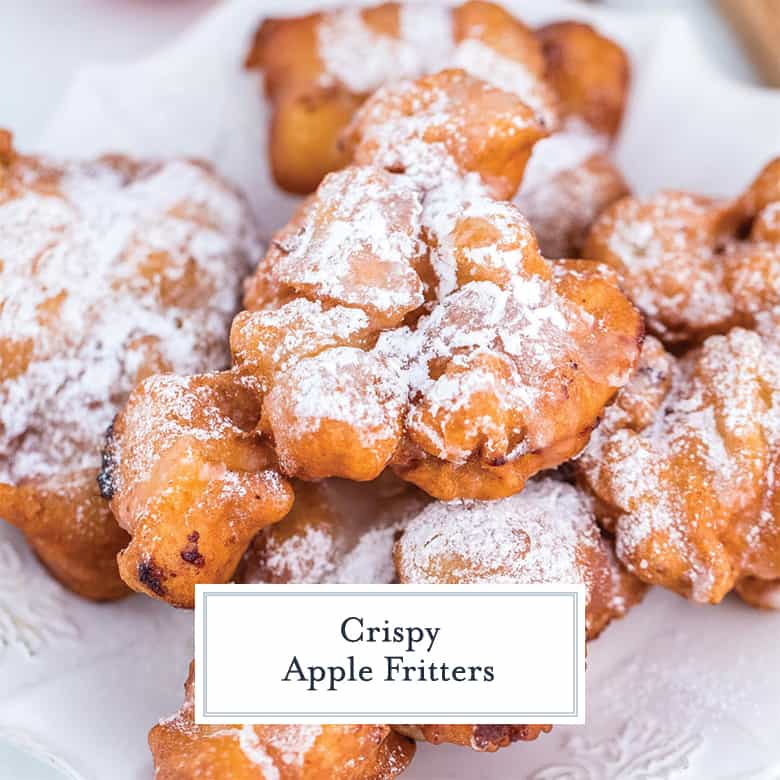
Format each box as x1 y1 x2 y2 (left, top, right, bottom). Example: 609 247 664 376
246 1 558 194
232 164 642 499
248 2 632 263
395 476 645 639
150 663 416 780
578 332 780 606
0 129 258 601
343 68 548 198
101 371 293 608
584 157 780 346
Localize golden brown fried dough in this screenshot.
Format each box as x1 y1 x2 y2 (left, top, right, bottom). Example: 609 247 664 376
579 160 780 607
515 150 629 259
394 724 551 752
0 472 129 601
246 1 633 269
102 371 293 608
584 157 780 346
0 130 257 601
395 476 645 639
584 191 740 345
267 87 364 195
343 69 548 198
246 1 559 194
150 663 415 780
578 332 780 605
247 0 634 260
537 21 629 139
240 473 427 585
232 164 642 499
509 20 630 258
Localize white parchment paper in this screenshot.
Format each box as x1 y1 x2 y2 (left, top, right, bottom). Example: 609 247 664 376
2 1 780 778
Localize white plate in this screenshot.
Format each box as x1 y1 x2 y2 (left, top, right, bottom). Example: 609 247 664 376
3 1 780 778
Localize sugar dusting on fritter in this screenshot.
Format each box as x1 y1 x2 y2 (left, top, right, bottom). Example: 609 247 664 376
316 3 556 125
581 329 780 601
245 149 636 470
243 478 428 585
318 4 453 95
274 166 425 319
237 724 322 774
106 373 251 497
514 120 624 257
598 191 736 338
0 152 258 485
396 477 631 617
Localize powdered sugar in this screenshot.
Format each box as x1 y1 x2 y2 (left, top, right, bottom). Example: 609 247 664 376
379 269 601 461
238 726 280 779
397 478 600 585
316 3 556 125
0 152 257 485
274 346 404 442
232 299 374 395
335 524 404 583
105 372 251 500
240 725 322 770
349 70 544 194
519 120 607 193
422 176 537 297
591 191 738 341
252 518 406 584
451 37 556 127
243 476 428 585
239 154 638 477
318 4 453 95
350 87 463 190
399 480 599 583
273 166 425 324
589 157 780 346
513 119 626 258
580 329 775 602
396 476 645 634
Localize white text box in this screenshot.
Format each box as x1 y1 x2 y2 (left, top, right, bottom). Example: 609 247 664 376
194 584 585 725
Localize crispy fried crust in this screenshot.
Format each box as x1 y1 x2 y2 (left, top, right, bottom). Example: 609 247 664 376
343 68 548 198
232 162 642 499
246 1 558 195
0 472 129 601
0 130 256 602
584 157 780 346
537 21 629 139
393 257 643 499
103 371 294 608
578 333 780 605
150 664 415 780
395 476 646 638
393 724 551 751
